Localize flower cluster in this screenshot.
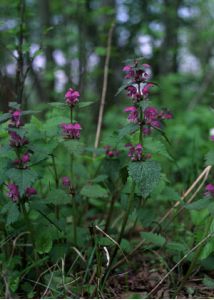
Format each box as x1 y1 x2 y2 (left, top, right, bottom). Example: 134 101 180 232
60 88 82 139
65 88 80 107
7 183 37 202
126 143 151 161
13 152 30 169
123 63 153 102
60 123 81 139
10 110 23 128
6 107 37 202
122 60 172 160
9 131 29 148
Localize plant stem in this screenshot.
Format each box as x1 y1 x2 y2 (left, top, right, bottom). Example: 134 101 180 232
101 181 136 289
104 178 122 233
51 154 59 220
72 194 77 245
21 200 35 247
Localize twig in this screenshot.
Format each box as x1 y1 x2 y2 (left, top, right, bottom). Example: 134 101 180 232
159 165 212 225
94 22 115 154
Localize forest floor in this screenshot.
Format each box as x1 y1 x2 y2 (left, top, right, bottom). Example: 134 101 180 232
107 253 214 299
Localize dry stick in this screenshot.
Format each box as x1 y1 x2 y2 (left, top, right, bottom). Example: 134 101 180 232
111 165 212 271
147 232 214 299
94 22 115 154
163 165 212 229
159 165 212 224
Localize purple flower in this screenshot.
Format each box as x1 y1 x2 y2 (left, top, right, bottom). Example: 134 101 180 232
124 106 138 123
7 183 20 202
126 143 143 161
123 65 135 79
14 152 30 168
104 145 119 158
62 176 71 187
60 123 82 139
65 88 80 106
9 131 29 148
22 153 30 164
144 107 158 122
10 110 22 128
142 82 154 98
205 184 214 197
211 135 214 141
151 120 161 128
25 187 37 198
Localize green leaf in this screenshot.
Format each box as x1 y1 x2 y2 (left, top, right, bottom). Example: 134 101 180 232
199 238 214 260
128 160 161 197
166 242 187 253
45 189 71 205
2 202 20 225
144 137 172 160
141 232 166 247
80 184 108 199
115 81 132 96
203 276 214 288
35 230 53 254
79 101 95 109
61 140 84 154
185 197 211 210
118 123 139 139
9 102 21 110
6 168 38 196
92 175 108 183
7 204 20 225
205 151 214 166
0 112 11 124
120 239 132 252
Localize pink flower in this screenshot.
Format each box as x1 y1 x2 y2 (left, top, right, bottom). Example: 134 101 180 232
60 123 82 139
124 106 138 123
25 187 37 198
9 131 28 148
7 183 20 202
62 176 71 187
10 110 22 127
205 184 214 197
123 65 135 79
65 88 80 106
142 82 154 98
